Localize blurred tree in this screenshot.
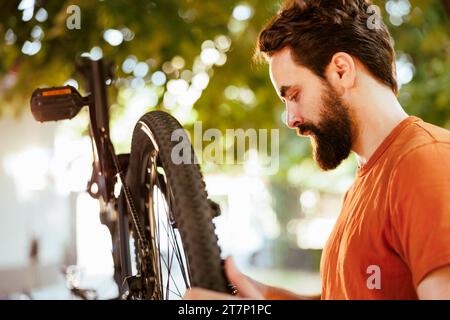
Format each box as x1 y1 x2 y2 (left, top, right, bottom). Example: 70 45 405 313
0 0 448 274
382 0 450 127
0 0 239 115
0 0 448 178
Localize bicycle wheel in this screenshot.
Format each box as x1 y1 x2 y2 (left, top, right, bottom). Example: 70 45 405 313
125 110 228 299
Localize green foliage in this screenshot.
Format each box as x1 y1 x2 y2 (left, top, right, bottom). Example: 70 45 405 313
1 1 448 269
0 0 449 175
377 0 450 128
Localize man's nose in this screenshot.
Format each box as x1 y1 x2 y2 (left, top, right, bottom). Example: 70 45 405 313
286 109 303 129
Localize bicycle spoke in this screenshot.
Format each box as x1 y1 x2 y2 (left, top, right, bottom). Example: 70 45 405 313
149 159 164 299
165 286 183 299
171 181 192 283
165 192 171 300
153 180 167 297
153 173 176 298
160 234 188 297
165 203 181 298
153 171 190 288
158 247 183 298
144 155 193 300
159 211 190 288
146 172 159 299
157 186 183 299
155 184 164 298
166 197 190 288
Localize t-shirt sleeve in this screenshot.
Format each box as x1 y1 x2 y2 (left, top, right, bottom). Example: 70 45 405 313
389 142 450 288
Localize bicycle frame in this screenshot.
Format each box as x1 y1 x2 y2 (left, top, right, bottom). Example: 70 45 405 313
75 57 115 202
75 57 133 293
31 56 134 296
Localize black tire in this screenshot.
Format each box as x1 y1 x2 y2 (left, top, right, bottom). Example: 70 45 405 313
125 110 228 298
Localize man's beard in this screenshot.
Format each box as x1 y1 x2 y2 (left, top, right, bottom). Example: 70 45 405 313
297 82 356 171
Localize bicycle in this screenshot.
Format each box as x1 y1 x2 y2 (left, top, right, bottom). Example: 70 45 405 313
30 56 233 299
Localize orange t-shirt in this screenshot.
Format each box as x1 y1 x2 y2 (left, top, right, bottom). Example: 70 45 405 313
321 116 450 299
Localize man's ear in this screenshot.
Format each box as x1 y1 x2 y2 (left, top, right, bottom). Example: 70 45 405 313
325 52 356 95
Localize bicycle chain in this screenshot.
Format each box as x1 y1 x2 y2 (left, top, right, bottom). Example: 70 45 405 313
104 133 157 299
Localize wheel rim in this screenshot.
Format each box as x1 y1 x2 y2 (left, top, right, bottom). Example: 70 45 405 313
142 151 192 299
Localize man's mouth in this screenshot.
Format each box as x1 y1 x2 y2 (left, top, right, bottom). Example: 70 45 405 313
296 127 311 136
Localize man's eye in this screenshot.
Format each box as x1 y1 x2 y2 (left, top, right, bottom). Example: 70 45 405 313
288 93 298 102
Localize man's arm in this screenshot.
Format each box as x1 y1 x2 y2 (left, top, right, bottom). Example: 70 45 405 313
184 257 321 300
417 265 450 299
249 277 320 300
389 143 450 299
262 284 320 300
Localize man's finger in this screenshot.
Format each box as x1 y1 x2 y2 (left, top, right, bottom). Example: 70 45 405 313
224 257 264 299
184 287 238 300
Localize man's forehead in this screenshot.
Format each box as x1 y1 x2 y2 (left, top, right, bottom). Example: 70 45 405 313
270 53 292 86
269 51 317 90
270 48 296 71
269 54 303 96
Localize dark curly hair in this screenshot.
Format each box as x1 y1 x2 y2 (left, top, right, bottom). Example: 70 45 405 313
256 0 398 94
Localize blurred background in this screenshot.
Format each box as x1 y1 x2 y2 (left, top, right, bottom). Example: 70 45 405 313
0 0 449 299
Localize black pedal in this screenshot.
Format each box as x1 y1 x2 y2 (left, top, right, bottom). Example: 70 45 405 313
30 86 88 122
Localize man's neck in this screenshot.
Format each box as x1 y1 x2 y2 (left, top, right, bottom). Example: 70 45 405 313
351 90 409 167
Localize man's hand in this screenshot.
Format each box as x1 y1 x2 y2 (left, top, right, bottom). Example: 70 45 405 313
183 257 265 300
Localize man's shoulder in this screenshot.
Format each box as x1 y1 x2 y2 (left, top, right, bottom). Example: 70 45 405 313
413 120 450 143
388 119 450 200
394 118 450 164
